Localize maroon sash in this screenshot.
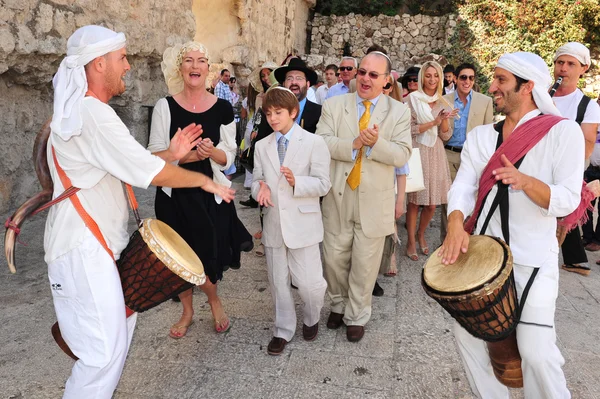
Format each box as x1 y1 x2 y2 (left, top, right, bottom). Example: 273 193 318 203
465 114 566 234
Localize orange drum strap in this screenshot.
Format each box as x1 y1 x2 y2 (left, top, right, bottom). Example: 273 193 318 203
51 146 135 317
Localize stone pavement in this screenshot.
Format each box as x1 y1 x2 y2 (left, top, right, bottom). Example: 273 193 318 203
1 176 600 399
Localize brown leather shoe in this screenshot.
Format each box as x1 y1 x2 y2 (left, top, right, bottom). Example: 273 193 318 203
267 337 288 355
585 242 600 252
326 312 344 329
303 323 318 341
346 325 365 342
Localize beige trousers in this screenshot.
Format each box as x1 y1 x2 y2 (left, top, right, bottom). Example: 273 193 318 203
441 148 462 240
323 184 386 326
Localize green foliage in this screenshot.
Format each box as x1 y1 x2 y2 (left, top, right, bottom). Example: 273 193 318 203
440 0 600 93
315 0 404 16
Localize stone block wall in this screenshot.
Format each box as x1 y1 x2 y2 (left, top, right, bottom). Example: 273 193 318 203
0 0 196 214
308 13 456 74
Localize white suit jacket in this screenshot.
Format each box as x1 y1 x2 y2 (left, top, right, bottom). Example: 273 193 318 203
251 126 332 249
317 93 412 238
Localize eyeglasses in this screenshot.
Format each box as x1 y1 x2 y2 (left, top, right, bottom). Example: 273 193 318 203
407 78 418 83
339 66 355 72
357 68 388 80
459 75 476 81
285 76 306 82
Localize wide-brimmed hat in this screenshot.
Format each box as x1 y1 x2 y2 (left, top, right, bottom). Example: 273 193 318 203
403 66 420 78
249 61 278 93
274 58 318 86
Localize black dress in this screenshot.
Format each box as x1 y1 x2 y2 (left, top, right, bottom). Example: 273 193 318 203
155 97 252 284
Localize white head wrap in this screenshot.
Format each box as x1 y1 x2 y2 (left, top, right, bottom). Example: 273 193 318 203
161 41 210 96
496 52 561 117
51 25 126 140
554 42 591 66
410 60 444 147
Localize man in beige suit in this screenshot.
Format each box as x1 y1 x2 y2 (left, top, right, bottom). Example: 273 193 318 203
317 52 412 342
252 87 331 355
440 63 494 240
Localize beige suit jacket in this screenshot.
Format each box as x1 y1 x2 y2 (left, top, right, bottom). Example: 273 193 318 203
317 93 412 238
251 126 332 249
443 90 494 139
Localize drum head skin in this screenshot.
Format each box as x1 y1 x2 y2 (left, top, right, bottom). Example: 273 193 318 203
423 235 505 293
140 219 206 285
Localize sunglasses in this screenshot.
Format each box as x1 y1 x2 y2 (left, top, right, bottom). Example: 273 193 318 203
339 66 355 72
357 68 388 80
459 75 475 81
406 77 418 83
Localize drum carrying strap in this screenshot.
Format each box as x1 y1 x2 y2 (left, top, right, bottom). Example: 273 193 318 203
477 121 543 325
51 146 139 317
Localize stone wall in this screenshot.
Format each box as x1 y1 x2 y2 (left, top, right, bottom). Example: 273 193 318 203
307 13 456 74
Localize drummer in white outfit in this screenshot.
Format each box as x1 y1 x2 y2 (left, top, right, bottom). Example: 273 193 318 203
46 26 234 398
439 52 584 398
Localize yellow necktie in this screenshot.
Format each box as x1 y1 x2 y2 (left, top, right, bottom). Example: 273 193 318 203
347 100 371 190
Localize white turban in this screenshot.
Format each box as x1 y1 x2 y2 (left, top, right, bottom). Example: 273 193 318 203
554 42 591 66
51 25 126 140
496 52 561 117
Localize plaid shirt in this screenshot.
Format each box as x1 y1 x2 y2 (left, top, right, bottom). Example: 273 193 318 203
214 80 232 103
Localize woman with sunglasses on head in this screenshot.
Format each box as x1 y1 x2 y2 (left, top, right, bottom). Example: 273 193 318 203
405 61 459 261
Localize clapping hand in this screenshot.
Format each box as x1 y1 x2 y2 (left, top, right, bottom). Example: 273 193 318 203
169 123 203 160
256 181 274 207
360 123 379 147
196 138 214 161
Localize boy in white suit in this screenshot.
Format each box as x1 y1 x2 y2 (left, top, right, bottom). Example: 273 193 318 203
252 87 332 355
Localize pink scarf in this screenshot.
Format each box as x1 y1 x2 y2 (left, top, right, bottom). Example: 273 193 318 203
464 114 566 234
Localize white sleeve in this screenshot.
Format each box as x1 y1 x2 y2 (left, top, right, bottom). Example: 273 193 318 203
447 131 480 219
213 121 237 171
147 98 171 154
543 120 586 217
583 100 600 124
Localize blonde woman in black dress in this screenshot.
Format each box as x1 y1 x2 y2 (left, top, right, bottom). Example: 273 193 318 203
148 42 252 338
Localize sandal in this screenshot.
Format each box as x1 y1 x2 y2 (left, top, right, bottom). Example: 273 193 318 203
406 252 419 261
215 316 231 333
255 243 265 257
384 271 397 277
561 263 591 276
169 320 194 339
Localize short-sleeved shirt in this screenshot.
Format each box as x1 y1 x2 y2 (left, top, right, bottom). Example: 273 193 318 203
44 97 165 262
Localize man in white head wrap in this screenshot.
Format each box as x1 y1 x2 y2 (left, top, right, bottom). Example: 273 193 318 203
45 25 234 398
440 51 584 398
551 43 600 266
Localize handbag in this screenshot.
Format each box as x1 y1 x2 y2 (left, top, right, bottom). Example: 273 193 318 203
405 148 425 193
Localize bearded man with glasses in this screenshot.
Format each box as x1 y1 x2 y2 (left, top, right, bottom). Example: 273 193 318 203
440 63 494 241
317 52 412 342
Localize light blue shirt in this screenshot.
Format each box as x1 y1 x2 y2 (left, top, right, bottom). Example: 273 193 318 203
325 82 350 99
395 164 410 175
446 90 472 147
352 94 382 159
275 123 296 152
297 98 307 126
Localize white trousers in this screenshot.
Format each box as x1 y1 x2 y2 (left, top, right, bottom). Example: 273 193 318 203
454 263 570 399
265 243 327 341
48 229 137 399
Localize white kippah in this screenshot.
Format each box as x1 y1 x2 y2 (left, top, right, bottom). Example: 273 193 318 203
496 52 561 117
553 42 591 66
51 25 126 140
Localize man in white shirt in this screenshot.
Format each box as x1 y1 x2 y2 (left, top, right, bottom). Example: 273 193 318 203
325 57 357 99
316 64 339 104
440 52 582 399
46 25 234 399
443 64 456 95
551 42 600 274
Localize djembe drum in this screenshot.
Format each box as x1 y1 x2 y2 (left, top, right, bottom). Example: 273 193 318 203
53 218 206 360
422 235 523 388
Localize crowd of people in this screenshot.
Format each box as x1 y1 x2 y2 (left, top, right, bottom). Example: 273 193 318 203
33 22 600 399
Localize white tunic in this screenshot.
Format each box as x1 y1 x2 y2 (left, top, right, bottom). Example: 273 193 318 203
448 110 585 268
44 97 165 263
